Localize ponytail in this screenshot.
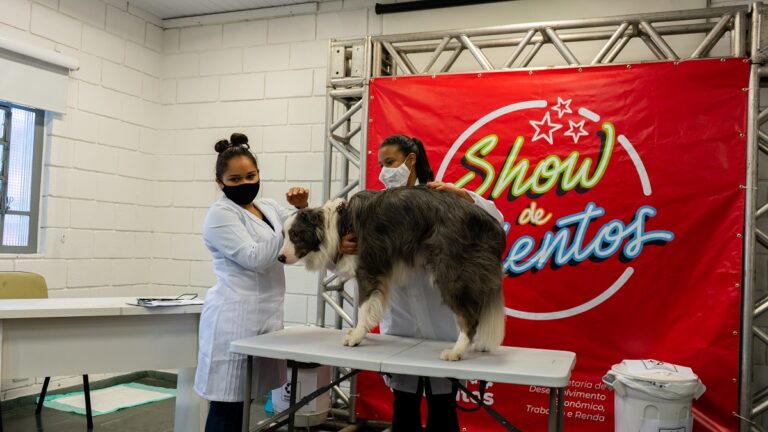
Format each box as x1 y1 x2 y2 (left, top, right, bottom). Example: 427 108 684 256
409 137 434 184
381 134 434 185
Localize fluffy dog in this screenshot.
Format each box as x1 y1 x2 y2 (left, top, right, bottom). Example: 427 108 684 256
278 187 507 361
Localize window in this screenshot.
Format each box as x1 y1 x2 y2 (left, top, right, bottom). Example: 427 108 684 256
0 102 44 253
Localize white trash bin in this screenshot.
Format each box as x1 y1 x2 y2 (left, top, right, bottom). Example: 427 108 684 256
603 359 706 432
271 363 331 427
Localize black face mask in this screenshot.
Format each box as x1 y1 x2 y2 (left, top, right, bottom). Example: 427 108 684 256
222 181 260 205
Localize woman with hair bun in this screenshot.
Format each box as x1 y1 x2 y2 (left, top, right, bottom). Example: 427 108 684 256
194 133 309 432
341 134 503 432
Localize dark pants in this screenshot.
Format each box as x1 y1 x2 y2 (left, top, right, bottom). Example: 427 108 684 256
205 401 244 432
391 379 459 432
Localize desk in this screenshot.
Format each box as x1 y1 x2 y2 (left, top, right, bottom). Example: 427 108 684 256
232 326 576 432
0 297 204 432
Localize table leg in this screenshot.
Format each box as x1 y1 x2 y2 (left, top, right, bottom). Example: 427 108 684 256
175 367 204 432
557 387 565 432
242 356 253 432
0 320 5 432
548 387 557 432
287 365 299 432
83 375 93 429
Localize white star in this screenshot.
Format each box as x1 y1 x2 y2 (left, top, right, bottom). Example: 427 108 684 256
551 97 573 118
530 112 562 145
564 120 589 143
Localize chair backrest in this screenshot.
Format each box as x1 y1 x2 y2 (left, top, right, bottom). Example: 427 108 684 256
0 271 48 299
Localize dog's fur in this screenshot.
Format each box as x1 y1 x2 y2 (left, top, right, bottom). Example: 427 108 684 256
279 187 507 361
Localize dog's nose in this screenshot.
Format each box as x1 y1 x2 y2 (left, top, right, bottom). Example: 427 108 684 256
277 255 286 263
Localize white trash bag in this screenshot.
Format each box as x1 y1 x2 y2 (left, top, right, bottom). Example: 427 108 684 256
603 359 706 432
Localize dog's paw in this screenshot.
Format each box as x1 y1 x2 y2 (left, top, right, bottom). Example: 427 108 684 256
440 349 463 361
474 344 491 352
343 329 364 347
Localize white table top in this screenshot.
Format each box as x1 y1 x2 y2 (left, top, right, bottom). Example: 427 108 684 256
230 326 422 371
0 297 203 319
380 339 576 387
231 326 576 388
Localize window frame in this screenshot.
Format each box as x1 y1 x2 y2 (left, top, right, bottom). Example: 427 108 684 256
0 102 44 254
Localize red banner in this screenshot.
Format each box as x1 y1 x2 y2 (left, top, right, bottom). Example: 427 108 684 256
359 59 749 431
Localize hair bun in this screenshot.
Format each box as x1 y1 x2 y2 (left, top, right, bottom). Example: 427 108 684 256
230 133 249 147
214 139 232 154
214 133 250 154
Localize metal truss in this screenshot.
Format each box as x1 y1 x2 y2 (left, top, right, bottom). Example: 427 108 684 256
322 3 765 430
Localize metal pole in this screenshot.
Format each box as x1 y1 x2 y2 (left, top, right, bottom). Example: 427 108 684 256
372 40 382 77
543 27 579 65
504 28 536 68
557 387 565 432
752 2 764 64
639 20 679 59
691 13 733 58
331 99 364 132
547 388 557 432
242 355 253 432
603 34 631 63
422 36 452 73
735 10 747 57
372 5 748 43
640 34 666 60
521 41 544 67
591 22 631 65
349 37 371 425
396 22 716 55
742 61 760 432
318 70 336 327
441 47 464 72
381 40 416 75
458 34 494 70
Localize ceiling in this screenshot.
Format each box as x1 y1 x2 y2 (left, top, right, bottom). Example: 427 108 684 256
128 0 341 20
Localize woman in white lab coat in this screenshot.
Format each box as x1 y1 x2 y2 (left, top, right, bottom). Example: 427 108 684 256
341 134 504 432
194 133 309 432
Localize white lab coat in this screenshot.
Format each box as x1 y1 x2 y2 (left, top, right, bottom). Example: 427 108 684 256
380 190 504 394
194 196 294 402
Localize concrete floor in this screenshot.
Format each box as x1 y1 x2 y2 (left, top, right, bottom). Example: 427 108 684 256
1 377 367 432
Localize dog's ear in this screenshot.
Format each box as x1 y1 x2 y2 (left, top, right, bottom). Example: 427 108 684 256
298 209 325 230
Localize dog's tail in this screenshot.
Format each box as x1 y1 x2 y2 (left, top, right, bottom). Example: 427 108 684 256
473 289 506 352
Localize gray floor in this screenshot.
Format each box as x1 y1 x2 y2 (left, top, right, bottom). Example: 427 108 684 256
2 377 178 432
1 377 373 432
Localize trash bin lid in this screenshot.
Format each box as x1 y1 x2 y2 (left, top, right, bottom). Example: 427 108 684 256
611 359 700 383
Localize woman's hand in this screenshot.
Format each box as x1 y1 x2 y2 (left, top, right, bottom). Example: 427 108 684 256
340 233 358 255
426 181 473 203
286 187 310 209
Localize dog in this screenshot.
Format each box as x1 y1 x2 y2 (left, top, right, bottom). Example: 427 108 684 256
278 187 507 361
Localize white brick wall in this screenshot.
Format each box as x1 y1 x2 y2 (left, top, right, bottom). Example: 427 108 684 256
82 25 126 63
243 45 289 72
59 0 106 29
223 21 268 47
30 3 82 49
106 5 145 44
180 25 222 52
2 0 32 30
200 48 243 76
220 73 265 101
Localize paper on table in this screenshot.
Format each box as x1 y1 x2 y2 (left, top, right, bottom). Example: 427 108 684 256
127 299 204 307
